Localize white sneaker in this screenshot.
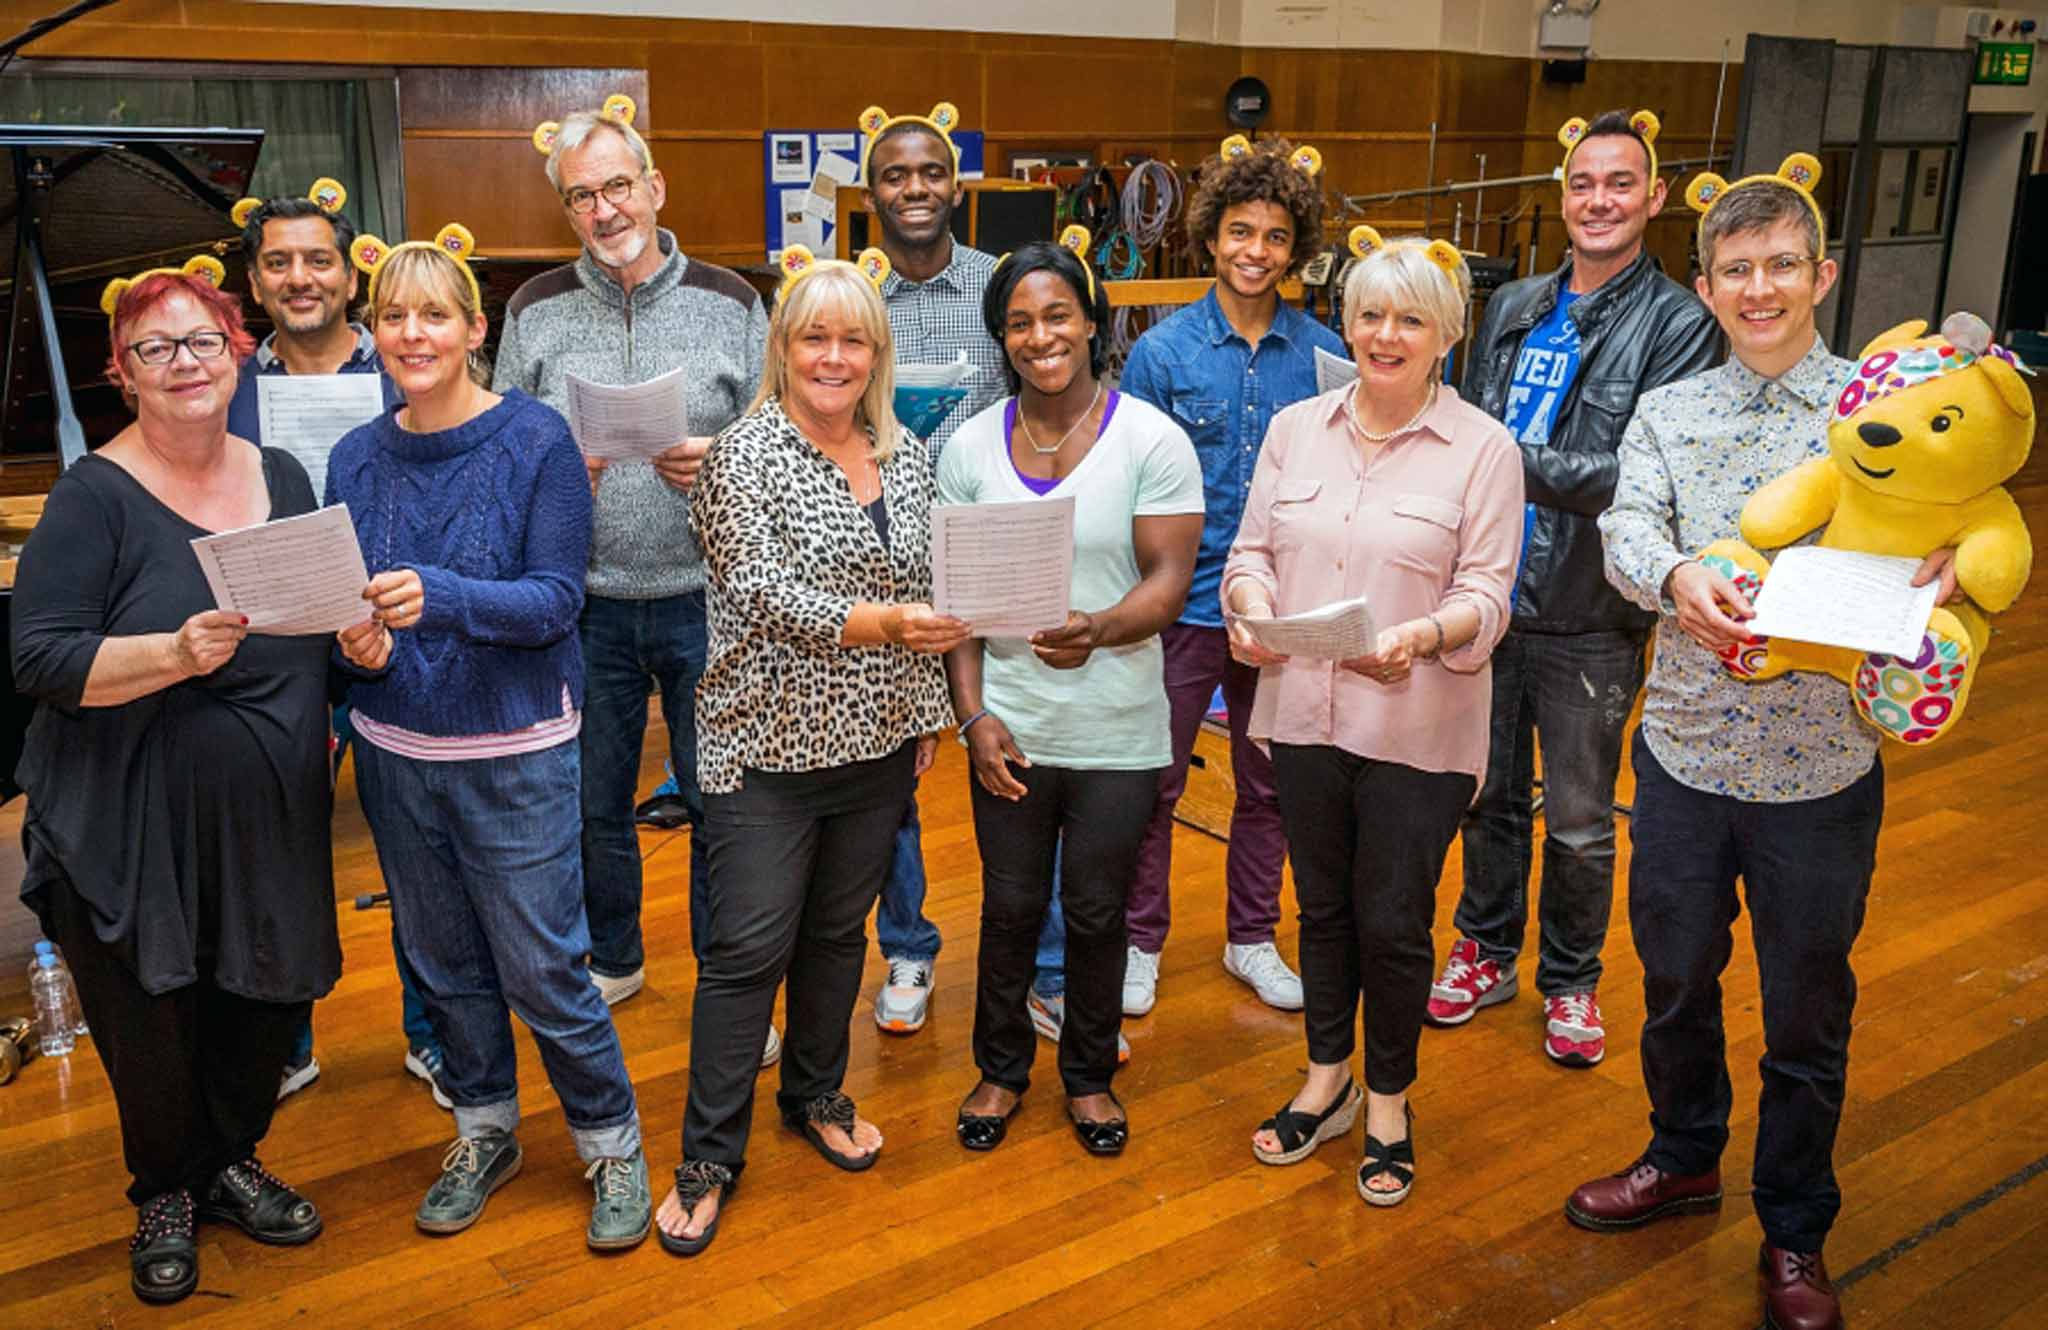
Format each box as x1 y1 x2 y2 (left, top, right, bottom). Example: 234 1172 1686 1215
1122 946 1160 1017
1223 942 1305 1011
276 1052 320 1103
404 1045 455 1111
761 1024 782 1069
592 966 644 1007
1026 991 1130 1064
874 956 934 1034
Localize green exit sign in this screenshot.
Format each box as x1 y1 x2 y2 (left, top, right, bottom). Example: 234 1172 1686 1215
1975 41 2033 86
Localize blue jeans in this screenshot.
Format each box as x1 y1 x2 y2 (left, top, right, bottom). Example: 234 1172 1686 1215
580 591 708 973
354 738 640 1162
287 928 435 1067
1032 845 1065 998
874 790 941 962
1456 627 1647 995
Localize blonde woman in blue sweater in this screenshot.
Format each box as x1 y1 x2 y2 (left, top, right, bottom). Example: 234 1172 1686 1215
328 233 649 1252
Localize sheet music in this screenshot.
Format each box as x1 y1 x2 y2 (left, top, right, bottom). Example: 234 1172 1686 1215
564 366 690 462
1315 346 1359 395
931 497 1074 638
1230 595 1377 660
1744 546 1939 658
190 504 372 636
255 374 386 499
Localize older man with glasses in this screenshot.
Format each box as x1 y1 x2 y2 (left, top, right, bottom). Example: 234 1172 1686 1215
496 100 772 1055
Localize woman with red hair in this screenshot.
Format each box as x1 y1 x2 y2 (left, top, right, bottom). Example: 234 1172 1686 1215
11 262 388 1304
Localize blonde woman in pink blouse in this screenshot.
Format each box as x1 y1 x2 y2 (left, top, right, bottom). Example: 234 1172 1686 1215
1224 237 1522 1208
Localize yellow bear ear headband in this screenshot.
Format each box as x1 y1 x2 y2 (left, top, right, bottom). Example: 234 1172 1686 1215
1683 153 1828 254
1558 109 1662 182
858 101 962 182
99 254 227 323
532 93 639 156
1218 133 1323 179
348 222 482 310
229 177 349 230
776 244 892 301
1346 224 1466 280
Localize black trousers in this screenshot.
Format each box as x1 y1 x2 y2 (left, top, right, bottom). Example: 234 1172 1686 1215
681 743 914 1174
37 876 309 1205
1629 732 1882 1254
969 764 1159 1098
1271 744 1475 1095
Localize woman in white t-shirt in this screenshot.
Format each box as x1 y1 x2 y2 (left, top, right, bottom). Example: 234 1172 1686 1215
939 238 1203 1157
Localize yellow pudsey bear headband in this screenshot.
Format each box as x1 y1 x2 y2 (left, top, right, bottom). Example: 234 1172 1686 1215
99 254 228 323
991 225 1100 305
532 93 639 156
1558 109 1662 182
1347 225 1467 282
1218 133 1323 179
776 244 891 301
229 177 348 229
348 223 482 311
1684 153 1828 254
858 102 962 182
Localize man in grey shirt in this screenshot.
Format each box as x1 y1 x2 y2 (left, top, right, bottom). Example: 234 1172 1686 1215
495 104 768 1028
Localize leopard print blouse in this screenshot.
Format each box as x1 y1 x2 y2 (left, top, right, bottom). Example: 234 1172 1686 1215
689 397 956 794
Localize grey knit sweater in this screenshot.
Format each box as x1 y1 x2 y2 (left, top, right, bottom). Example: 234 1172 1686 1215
494 229 768 599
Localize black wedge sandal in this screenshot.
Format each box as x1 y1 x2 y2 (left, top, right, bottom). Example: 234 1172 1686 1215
1356 1103 1416 1208
1067 1092 1128 1157
129 1189 198 1305
785 1091 881 1172
657 1160 735 1258
1252 1079 1362 1166
956 1083 1024 1153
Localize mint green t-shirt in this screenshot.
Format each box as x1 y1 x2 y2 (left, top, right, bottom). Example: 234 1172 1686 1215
937 393 1204 770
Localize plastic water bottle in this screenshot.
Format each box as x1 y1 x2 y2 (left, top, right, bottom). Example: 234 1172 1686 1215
29 947 78 1057
29 941 88 1038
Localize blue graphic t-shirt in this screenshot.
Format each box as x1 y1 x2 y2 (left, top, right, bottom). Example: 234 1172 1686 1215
1502 290 1582 445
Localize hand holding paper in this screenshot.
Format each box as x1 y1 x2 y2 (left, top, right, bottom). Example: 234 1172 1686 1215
1744 546 1939 657
1229 595 1377 660
189 504 373 636
565 367 691 462
932 496 1074 637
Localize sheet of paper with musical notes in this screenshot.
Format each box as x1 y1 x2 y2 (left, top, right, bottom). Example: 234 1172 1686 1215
1744 546 1939 658
189 504 372 636
931 496 1074 638
1230 595 1378 660
255 373 387 499
565 366 690 462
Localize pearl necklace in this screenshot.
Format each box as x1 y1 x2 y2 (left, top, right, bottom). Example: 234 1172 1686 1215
1020 382 1104 455
1348 381 1437 443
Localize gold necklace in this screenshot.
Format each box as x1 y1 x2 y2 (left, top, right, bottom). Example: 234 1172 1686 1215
1020 382 1104 455
1348 381 1437 443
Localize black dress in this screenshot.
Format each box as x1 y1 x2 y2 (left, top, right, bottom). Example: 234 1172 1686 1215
11 447 342 1001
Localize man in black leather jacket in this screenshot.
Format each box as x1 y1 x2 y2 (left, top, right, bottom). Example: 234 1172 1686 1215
1425 110 1723 1068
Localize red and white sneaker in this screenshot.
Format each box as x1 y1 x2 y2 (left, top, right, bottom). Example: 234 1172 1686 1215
1543 990 1605 1067
1424 938 1518 1027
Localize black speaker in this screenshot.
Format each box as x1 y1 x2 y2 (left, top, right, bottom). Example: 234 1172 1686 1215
1543 58 1588 84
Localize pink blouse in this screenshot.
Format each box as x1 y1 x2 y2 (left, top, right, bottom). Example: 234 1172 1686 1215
1222 383 1524 783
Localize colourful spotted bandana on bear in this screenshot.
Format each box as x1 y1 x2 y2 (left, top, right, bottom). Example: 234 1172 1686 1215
1834 336 2025 422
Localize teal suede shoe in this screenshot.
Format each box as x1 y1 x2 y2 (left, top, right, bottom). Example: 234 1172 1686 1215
584 1149 653 1251
415 1129 522 1235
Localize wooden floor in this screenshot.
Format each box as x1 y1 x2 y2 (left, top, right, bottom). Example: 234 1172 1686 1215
4 419 2048 1328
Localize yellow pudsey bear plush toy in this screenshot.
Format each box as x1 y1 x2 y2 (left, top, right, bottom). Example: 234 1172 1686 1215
1698 310 2034 745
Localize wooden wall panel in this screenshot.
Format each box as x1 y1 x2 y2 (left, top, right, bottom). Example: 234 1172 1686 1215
646 43 764 132
401 137 580 255
401 67 650 133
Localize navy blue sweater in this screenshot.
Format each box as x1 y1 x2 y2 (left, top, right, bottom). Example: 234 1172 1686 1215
326 389 592 736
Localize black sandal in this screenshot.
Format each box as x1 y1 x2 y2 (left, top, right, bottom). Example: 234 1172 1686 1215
1356 1104 1416 1207
657 1160 735 1258
1067 1092 1128 1156
1253 1079 1361 1166
198 1157 322 1245
129 1190 198 1305
785 1091 880 1172
956 1083 1023 1152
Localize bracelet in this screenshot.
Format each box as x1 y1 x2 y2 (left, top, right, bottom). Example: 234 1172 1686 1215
957 709 991 743
1425 613 1446 658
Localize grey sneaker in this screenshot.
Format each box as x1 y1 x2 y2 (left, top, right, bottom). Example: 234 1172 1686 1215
1026 990 1130 1063
874 957 934 1034
584 1149 652 1251
416 1130 522 1235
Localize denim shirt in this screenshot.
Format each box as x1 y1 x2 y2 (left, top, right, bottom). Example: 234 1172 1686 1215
1119 288 1346 628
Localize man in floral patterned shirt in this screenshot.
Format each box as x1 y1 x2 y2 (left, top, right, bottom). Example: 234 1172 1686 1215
1576 173 1963 1330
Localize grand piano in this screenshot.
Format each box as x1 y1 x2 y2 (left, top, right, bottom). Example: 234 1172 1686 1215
0 123 266 799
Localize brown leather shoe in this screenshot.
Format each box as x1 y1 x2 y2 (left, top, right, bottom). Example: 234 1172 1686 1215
1564 1155 1722 1231
1760 1243 1844 1330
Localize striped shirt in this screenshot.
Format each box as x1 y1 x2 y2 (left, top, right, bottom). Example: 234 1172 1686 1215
352 685 580 762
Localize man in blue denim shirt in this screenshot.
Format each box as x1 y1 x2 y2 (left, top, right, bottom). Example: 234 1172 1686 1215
1108 138 1345 1017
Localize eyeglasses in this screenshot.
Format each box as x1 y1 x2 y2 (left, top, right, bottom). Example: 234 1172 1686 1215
562 175 640 215
126 331 230 366
1710 253 1819 288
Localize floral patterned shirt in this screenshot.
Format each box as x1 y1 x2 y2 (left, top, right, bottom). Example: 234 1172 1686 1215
1598 336 1879 803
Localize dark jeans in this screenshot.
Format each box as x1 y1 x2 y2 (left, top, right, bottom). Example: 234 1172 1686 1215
683 743 914 1174
874 787 941 962
1272 744 1475 1095
355 739 640 1161
580 590 708 974
1457 627 1646 995
37 875 308 1204
1128 623 1286 953
969 765 1158 1098
1629 733 1882 1254
289 926 436 1066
